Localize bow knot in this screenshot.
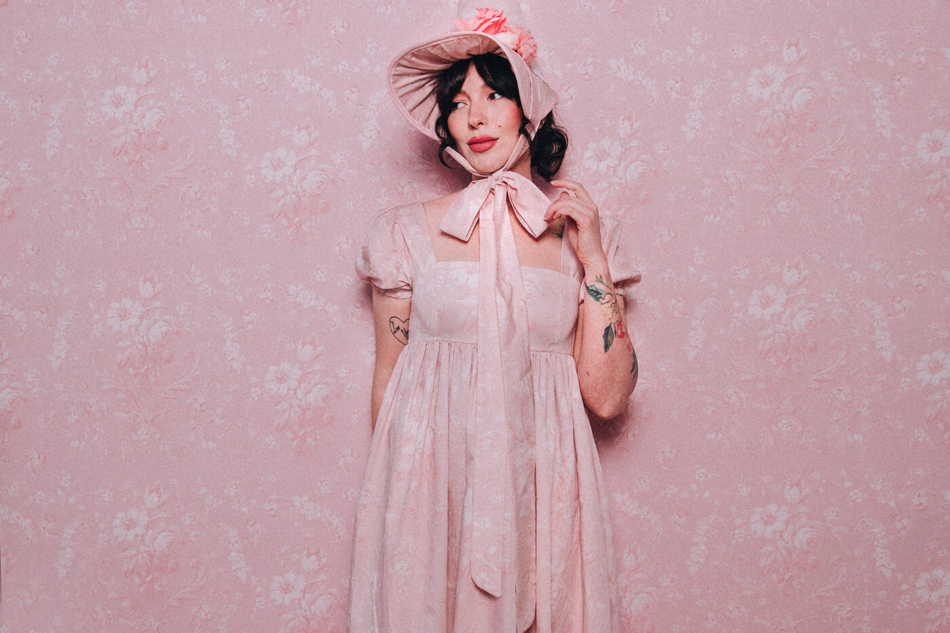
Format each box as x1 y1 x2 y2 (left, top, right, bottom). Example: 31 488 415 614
485 171 502 191
440 138 551 244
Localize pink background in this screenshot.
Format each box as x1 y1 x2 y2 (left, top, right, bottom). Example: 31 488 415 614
2 0 950 631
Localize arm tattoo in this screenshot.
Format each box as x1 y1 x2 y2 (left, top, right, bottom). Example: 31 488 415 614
388 316 409 345
585 274 623 353
586 274 637 373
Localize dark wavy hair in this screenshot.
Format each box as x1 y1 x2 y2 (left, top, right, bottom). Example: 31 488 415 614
433 54 568 181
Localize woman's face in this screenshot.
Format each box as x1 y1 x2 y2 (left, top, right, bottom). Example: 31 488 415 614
447 64 524 173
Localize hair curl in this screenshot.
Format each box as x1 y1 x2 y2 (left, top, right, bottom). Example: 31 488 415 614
433 54 568 181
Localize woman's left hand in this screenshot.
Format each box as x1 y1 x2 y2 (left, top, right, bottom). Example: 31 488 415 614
544 179 607 269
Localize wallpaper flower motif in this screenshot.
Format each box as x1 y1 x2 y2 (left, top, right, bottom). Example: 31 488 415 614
1 0 948 631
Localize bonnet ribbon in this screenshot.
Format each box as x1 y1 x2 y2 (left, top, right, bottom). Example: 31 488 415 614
440 135 550 597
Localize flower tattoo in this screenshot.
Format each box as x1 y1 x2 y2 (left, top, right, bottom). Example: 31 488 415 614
585 275 637 375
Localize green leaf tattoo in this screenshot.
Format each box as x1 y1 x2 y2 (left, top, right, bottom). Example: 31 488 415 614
603 323 616 352
586 284 606 302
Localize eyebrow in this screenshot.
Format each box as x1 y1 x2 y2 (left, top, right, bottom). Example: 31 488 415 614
454 85 496 98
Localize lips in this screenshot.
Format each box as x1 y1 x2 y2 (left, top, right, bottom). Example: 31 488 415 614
468 136 498 153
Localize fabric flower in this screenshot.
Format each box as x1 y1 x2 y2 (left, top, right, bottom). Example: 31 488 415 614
453 8 538 65
453 8 508 35
511 27 538 64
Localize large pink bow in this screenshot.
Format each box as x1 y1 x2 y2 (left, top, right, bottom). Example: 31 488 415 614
440 136 550 597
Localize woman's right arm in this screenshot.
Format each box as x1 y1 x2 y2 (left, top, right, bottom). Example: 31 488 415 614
371 287 412 430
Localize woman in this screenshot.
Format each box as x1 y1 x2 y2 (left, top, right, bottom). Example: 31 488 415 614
350 3 640 632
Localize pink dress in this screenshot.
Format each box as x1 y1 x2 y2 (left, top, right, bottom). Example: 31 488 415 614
349 201 639 633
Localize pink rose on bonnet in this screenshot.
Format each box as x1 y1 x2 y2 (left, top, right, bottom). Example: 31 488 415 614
453 7 539 65
453 7 508 34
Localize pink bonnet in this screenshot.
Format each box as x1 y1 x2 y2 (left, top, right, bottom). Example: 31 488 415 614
387 1 558 142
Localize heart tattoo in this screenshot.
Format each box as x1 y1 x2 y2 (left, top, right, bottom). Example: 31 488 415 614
388 316 409 345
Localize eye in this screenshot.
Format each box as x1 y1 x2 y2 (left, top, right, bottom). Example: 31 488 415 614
451 100 466 111
488 91 504 100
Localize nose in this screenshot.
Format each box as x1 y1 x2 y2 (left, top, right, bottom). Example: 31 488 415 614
468 99 485 128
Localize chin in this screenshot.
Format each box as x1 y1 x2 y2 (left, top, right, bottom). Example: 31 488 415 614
471 158 506 173
466 147 512 173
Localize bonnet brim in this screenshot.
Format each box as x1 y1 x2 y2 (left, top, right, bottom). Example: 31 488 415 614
388 31 557 142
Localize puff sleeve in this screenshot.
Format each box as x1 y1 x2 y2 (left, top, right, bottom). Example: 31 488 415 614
580 216 641 302
355 207 412 299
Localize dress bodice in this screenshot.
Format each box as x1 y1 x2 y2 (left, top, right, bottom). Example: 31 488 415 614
409 259 581 355
355 200 640 356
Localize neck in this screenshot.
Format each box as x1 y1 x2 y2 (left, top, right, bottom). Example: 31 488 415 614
508 147 532 180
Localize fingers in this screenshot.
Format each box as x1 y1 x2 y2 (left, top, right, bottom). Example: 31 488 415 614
544 194 592 223
544 196 583 222
550 179 594 203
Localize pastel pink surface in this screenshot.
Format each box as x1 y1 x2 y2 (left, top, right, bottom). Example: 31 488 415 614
1 0 949 632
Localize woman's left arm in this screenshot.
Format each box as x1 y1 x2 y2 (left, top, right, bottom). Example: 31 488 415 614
545 179 638 420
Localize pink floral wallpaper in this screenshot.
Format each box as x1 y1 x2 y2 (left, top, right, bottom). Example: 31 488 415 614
2 0 949 631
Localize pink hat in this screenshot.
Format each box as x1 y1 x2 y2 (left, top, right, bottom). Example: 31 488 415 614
388 1 558 142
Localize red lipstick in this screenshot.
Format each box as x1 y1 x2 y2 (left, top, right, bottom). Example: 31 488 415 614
468 136 498 153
